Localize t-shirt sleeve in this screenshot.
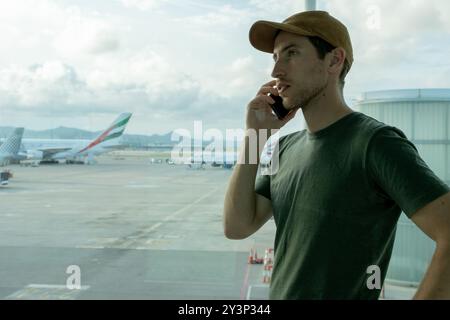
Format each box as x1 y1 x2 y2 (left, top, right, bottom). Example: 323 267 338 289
367 126 450 219
255 167 271 200
254 133 288 200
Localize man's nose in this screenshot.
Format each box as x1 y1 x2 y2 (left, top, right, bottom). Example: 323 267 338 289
271 60 286 79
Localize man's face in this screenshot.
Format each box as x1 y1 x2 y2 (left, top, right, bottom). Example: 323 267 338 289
271 31 329 111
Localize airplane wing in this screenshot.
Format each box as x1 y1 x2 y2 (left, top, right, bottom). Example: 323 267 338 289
100 145 127 150
38 148 72 159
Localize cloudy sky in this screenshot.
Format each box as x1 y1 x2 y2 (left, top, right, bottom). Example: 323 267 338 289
0 0 449 136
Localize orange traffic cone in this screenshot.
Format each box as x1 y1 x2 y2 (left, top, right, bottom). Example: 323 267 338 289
247 248 254 264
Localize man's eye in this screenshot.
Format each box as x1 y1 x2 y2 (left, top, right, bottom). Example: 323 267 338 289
287 50 298 56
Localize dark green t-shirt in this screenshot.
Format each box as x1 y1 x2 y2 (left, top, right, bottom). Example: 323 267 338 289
255 111 450 300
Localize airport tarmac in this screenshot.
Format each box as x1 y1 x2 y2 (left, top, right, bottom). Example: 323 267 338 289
0 155 275 299
0 154 417 300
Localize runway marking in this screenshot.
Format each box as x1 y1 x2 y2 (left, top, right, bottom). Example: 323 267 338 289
0 213 16 217
240 262 251 300
163 235 181 239
161 186 219 223
5 284 90 300
76 245 105 249
125 184 159 189
144 222 162 233
78 187 219 250
144 279 231 286
27 284 90 289
130 186 220 246
245 284 270 300
0 189 83 195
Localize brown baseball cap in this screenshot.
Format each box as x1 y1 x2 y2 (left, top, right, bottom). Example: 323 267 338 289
249 11 353 68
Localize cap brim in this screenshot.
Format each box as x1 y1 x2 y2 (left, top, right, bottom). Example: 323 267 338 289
249 20 315 53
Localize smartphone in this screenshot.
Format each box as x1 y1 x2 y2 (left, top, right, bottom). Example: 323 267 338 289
269 94 289 120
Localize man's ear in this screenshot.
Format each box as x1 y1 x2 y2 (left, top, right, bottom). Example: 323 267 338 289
331 55 340 66
329 47 346 74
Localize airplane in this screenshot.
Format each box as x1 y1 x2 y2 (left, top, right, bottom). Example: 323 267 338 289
185 134 280 170
23 113 132 165
203 150 238 169
185 150 239 170
0 127 25 167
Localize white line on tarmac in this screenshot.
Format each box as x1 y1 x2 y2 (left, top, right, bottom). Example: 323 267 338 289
132 186 219 241
75 245 105 249
161 186 220 223
5 284 90 300
75 187 219 250
27 284 90 290
143 279 230 286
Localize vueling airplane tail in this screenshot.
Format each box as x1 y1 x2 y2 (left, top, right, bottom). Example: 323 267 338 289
0 127 24 156
78 113 132 154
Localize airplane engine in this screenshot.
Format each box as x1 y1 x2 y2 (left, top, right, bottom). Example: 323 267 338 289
27 150 43 160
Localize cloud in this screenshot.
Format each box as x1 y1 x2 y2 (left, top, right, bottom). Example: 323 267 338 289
0 1 121 63
325 0 450 57
53 14 120 56
1 0 449 134
248 0 306 18
0 1 63 54
174 4 253 28
52 7 121 57
85 49 200 106
0 51 258 134
0 61 86 111
120 0 167 11
0 51 201 119
201 55 268 99
322 0 450 95
172 0 308 30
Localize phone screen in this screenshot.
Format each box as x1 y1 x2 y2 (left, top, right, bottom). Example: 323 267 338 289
269 94 289 120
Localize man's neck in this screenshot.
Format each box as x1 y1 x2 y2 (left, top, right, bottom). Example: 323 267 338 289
301 87 354 134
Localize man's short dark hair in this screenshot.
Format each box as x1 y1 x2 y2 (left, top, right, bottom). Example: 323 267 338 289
307 36 350 88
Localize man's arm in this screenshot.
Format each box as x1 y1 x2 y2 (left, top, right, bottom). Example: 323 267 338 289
223 136 273 240
411 191 450 299
223 80 297 240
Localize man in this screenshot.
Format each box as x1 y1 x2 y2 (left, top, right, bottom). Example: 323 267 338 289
223 11 450 299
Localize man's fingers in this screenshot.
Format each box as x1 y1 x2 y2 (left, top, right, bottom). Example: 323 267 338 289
256 80 278 96
248 95 275 111
261 79 277 87
257 86 279 97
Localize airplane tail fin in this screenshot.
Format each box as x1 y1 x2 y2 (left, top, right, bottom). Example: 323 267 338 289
78 113 132 154
0 127 24 156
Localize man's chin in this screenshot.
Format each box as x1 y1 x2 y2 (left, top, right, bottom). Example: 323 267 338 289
283 99 301 112
289 105 302 113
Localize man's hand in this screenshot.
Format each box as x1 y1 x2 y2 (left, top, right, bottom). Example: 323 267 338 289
246 80 298 134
